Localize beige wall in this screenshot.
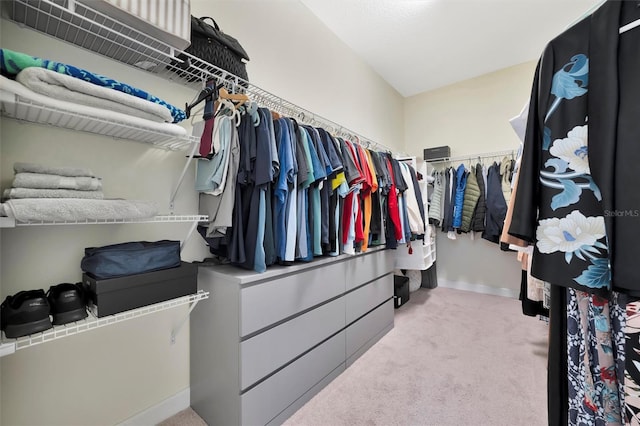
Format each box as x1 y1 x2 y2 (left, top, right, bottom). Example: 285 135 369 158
0 1 404 425
197 0 405 151
404 61 538 293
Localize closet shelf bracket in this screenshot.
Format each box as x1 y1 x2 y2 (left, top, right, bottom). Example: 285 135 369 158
170 141 199 213
180 219 201 253
170 293 206 345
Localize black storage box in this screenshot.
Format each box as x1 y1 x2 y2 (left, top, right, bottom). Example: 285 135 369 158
393 275 410 309
83 262 197 317
424 146 451 161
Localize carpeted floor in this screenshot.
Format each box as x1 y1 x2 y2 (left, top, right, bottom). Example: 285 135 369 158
161 287 549 426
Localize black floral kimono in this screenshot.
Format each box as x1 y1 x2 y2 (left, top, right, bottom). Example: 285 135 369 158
508 1 640 425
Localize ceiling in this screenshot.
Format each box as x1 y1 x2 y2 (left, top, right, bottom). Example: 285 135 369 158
301 0 604 97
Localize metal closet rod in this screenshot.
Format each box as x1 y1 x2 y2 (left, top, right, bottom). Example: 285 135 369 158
213 75 405 156
426 149 516 164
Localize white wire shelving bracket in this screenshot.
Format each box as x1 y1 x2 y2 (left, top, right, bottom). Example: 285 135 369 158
3 0 403 156
0 290 209 357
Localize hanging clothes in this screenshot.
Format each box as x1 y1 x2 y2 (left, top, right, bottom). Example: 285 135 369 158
460 165 480 233
399 161 425 236
253 107 277 272
272 118 294 262
370 151 388 246
198 114 239 238
384 154 401 248
364 149 380 249
507 3 640 423
429 171 443 226
471 163 487 232
500 156 515 204
452 163 468 230
442 167 455 233
482 162 507 243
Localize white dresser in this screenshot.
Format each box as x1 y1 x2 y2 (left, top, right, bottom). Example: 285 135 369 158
190 247 394 426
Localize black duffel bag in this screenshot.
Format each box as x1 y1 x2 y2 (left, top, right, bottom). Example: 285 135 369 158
174 16 250 83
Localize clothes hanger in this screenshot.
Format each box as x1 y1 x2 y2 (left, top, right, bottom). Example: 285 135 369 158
185 80 219 119
219 87 250 109
619 2 640 33
620 18 640 34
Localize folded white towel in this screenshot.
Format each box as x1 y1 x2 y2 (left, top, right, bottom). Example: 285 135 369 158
2 199 159 222
3 188 105 200
16 68 173 123
1 76 188 139
13 173 102 191
14 162 95 178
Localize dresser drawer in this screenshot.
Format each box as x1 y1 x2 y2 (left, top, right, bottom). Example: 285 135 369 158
241 332 346 426
346 299 394 359
240 262 345 337
345 249 393 291
345 274 393 325
240 297 345 390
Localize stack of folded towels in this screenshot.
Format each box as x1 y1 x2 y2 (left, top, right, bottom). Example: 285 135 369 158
3 162 104 201
0 162 159 222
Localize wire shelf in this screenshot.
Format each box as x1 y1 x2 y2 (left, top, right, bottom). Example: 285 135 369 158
3 0 401 155
426 149 517 164
0 214 208 228
0 89 198 151
0 290 209 356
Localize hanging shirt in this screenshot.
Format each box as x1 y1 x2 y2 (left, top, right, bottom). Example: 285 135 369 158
252 108 276 273
199 116 240 238
273 119 294 261
282 119 299 262
385 154 402 243
400 162 425 235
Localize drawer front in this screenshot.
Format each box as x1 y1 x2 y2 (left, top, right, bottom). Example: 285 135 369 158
346 299 394 358
345 274 393 325
241 332 346 426
345 249 393 291
240 262 346 337
240 297 345 390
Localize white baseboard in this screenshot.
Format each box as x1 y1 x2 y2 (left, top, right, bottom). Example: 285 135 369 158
118 387 190 426
438 279 519 299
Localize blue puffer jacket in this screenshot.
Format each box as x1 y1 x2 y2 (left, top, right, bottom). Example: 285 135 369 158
452 164 468 229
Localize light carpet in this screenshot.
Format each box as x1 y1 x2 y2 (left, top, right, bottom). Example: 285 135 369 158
162 287 549 425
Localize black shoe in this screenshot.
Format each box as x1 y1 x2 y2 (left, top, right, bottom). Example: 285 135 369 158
47 283 88 325
1 290 53 338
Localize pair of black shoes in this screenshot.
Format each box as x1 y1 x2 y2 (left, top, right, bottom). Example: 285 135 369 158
1 283 88 339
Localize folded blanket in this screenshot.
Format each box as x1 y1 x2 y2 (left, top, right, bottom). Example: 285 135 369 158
14 162 95 178
13 173 103 191
0 204 5 216
3 188 105 200
2 199 159 222
1 76 188 139
17 68 173 123
0 48 186 123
